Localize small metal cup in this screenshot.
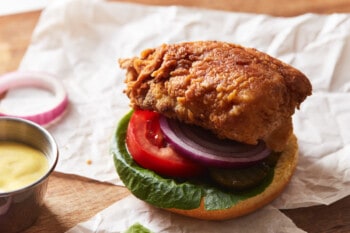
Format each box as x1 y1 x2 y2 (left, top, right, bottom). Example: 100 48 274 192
0 117 58 233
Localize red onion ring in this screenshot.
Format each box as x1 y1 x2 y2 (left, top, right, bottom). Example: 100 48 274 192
159 116 271 168
0 71 68 127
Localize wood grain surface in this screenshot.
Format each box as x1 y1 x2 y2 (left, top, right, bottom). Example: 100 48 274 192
117 0 350 16
1 1 350 232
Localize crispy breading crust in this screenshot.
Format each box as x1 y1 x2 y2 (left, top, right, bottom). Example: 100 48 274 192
119 41 312 151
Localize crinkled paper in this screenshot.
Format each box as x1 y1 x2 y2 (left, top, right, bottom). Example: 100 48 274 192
15 0 350 231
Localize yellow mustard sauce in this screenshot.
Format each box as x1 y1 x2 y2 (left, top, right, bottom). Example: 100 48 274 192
0 141 48 192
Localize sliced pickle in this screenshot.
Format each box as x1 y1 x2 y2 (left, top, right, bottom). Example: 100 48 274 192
209 153 281 191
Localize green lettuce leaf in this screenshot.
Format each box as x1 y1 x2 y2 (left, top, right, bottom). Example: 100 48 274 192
111 110 274 211
124 222 153 233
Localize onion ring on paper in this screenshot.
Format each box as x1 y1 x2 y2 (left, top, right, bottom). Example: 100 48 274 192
0 71 68 127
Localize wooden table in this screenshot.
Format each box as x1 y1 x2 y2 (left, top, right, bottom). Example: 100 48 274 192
1 1 350 232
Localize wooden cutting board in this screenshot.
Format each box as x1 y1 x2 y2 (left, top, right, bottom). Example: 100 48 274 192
1 1 350 232
22 172 130 233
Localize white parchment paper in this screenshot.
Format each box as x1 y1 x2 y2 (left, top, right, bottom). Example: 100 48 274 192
66 195 306 233
15 0 350 231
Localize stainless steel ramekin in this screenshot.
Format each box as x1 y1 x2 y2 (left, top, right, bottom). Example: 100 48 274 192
0 117 58 233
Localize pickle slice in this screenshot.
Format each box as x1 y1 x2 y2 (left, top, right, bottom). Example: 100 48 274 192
209 153 280 191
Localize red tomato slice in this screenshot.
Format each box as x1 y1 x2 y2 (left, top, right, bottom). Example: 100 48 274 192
126 110 205 178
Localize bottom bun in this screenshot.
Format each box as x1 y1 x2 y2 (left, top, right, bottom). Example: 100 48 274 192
166 134 298 220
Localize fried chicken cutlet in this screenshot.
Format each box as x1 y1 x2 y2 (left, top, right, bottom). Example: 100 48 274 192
119 41 312 151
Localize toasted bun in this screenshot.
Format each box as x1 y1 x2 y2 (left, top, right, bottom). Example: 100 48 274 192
166 134 298 220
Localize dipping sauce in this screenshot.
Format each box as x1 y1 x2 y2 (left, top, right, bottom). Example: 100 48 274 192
0 141 48 192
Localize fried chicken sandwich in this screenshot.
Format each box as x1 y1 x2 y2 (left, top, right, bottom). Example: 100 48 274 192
112 41 312 220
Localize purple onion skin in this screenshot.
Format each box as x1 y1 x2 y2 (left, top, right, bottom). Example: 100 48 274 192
159 116 271 168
